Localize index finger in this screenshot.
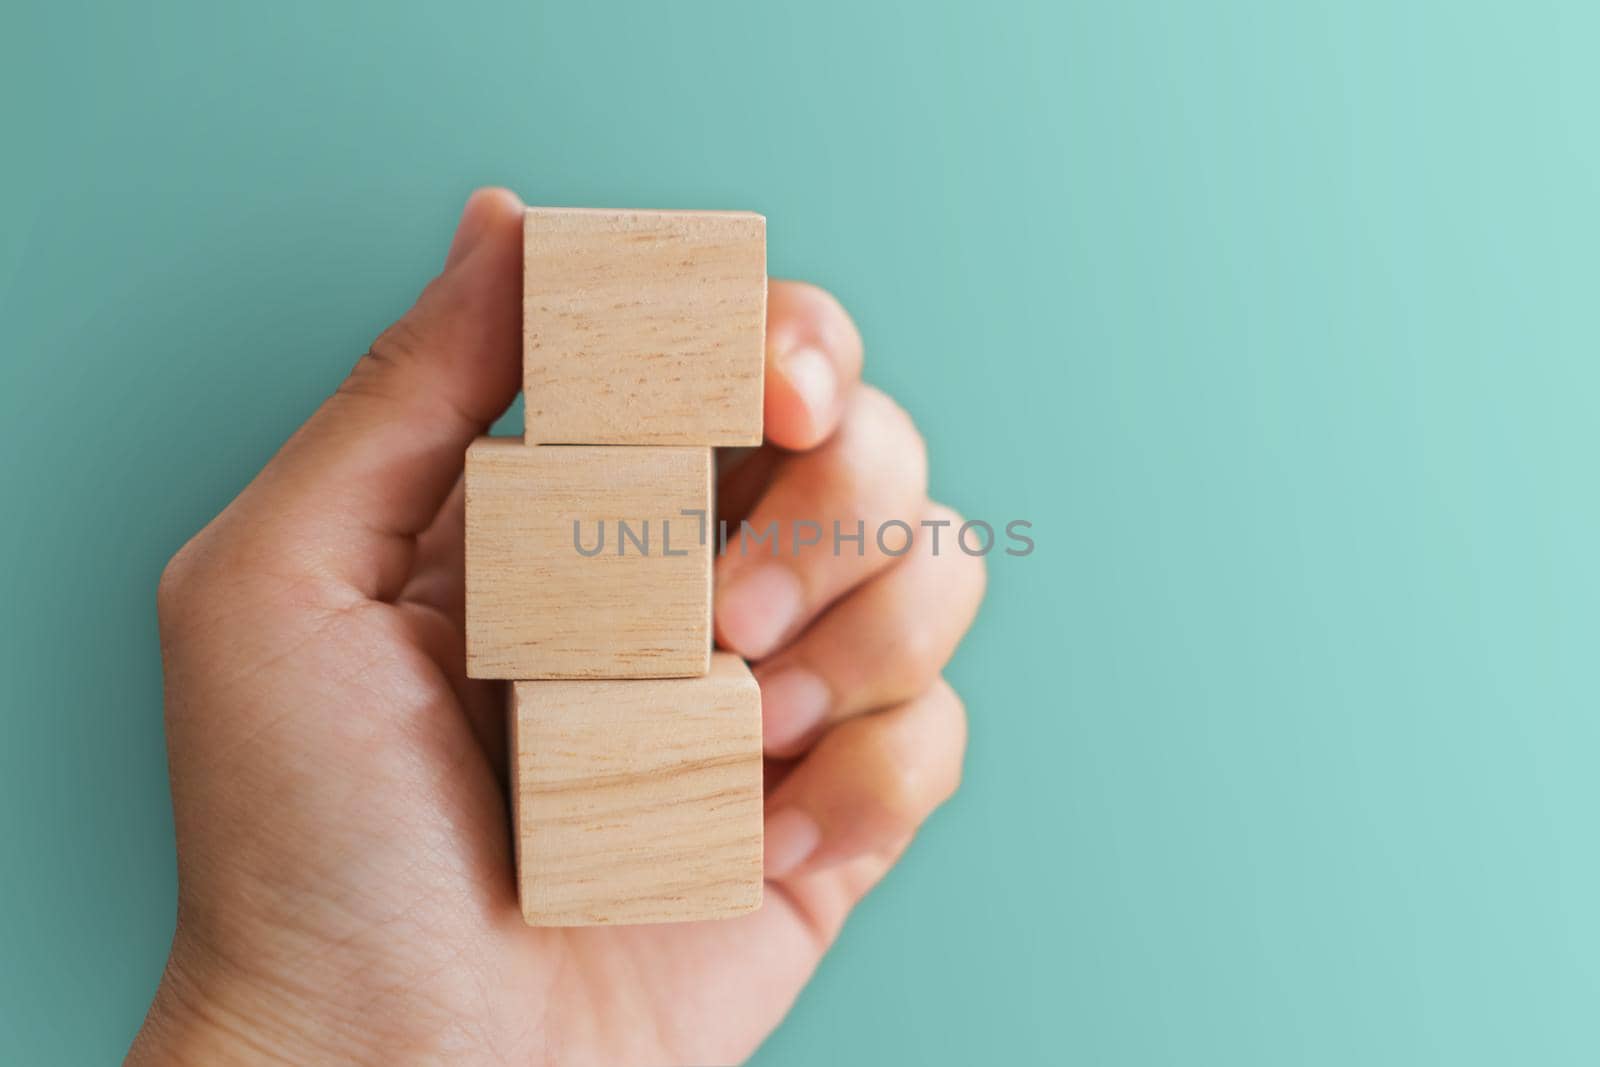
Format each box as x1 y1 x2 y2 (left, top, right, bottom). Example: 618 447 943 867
763 280 865 450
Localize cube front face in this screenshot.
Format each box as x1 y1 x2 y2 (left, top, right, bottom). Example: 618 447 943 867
524 207 766 446
512 653 764 926
465 439 712 680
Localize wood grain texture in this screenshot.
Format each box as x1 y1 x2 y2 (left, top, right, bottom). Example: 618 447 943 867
524 207 766 446
465 438 712 680
511 653 764 926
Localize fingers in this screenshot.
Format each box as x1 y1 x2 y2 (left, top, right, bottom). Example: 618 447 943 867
754 504 986 756
714 386 928 659
718 281 862 527
763 281 865 450
763 680 967 881
222 188 525 599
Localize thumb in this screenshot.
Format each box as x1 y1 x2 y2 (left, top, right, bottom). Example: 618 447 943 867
236 187 525 599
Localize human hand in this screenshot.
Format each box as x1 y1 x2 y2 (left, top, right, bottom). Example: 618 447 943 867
130 189 984 1066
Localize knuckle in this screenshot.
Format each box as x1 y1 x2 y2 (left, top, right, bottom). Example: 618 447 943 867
366 328 417 375
338 315 430 407
858 385 925 455
155 554 188 618
870 752 927 832
372 311 430 367
840 681 970 842
934 681 969 803
892 622 946 691
923 502 990 598
156 534 208 623
842 387 928 503
338 347 405 406
957 531 990 600
924 501 966 529
946 753 965 803
932 676 965 719
156 519 283 628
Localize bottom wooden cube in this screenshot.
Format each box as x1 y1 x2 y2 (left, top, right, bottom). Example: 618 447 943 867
511 653 764 926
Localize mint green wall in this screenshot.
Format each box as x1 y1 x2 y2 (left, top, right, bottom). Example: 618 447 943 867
4 1 1599 1062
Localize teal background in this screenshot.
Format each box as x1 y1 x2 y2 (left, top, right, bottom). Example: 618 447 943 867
3 1 1598 1062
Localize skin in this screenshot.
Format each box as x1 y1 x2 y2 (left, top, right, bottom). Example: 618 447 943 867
130 188 985 1066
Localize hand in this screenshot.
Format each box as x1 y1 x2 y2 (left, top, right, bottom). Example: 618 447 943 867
130 189 985 1066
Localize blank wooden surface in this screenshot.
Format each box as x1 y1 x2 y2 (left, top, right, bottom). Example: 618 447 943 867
512 653 764 926
465 438 712 680
524 207 766 446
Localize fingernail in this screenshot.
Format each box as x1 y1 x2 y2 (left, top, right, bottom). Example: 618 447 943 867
716 564 804 659
781 346 836 423
764 808 821 879
757 667 831 751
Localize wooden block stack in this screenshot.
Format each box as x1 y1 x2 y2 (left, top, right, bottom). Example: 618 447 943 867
466 207 768 926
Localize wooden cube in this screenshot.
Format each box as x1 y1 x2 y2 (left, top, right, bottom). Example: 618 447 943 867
511 653 764 926
465 438 712 680
523 207 766 446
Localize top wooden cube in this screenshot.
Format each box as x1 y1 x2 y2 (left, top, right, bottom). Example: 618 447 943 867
523 207 767 446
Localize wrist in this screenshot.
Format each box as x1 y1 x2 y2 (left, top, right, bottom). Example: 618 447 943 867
130 947 303 1066
129 921 509 1065
129 934 385 1066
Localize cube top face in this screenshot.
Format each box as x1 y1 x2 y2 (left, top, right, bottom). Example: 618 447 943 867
511 653 764 926
524 207 766 446
465 438 712 680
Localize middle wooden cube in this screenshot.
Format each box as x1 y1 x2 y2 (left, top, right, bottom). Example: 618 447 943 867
465 438 712 680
